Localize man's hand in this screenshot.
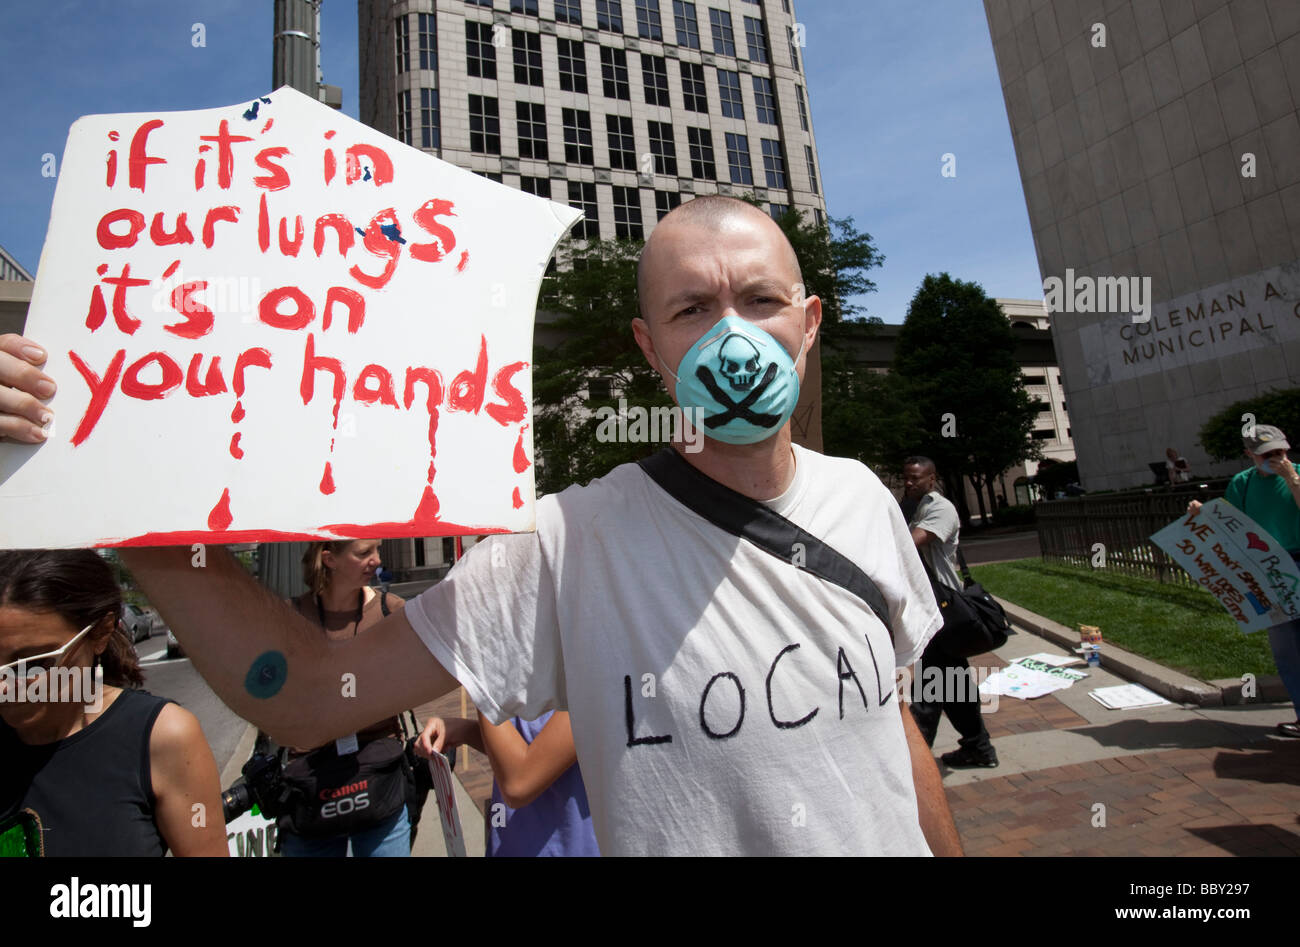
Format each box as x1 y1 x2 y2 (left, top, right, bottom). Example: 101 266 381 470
1278 455 1300 487
0 334 55 443
1187 499 1203 516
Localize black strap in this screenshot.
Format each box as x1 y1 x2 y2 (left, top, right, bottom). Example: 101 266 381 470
637 448 894 641
955 544 974 587
380 590 390 617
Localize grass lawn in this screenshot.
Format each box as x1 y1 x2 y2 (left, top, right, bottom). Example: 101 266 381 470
968 558 1278 682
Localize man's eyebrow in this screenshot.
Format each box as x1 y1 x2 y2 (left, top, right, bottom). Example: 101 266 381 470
736 277 793 297
660 288 713 311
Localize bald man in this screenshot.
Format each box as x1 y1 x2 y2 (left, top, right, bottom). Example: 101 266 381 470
0 196 959 856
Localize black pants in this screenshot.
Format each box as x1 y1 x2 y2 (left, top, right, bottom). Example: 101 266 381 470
909 637 993 754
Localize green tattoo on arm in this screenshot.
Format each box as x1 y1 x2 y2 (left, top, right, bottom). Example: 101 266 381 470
244 651 288 699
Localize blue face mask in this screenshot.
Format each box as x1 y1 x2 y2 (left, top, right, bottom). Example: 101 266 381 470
660 314 807 445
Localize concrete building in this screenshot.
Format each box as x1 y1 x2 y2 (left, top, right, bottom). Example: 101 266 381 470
0 245 33 339
984 0 1300 491
358 0 827 236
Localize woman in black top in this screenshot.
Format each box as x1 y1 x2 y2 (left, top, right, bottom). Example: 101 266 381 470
0 549 227 856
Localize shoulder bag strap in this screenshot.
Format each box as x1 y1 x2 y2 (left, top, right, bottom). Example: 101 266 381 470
637 448 894 642
955 544 975 587
380 590 390 617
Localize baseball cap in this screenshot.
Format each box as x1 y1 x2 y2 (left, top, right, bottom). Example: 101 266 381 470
1244 424 1291 454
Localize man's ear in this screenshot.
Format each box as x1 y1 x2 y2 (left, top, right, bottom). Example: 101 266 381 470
631 317 661 376
802 295 823 353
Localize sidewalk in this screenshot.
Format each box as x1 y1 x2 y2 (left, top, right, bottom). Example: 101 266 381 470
933 604 1300 856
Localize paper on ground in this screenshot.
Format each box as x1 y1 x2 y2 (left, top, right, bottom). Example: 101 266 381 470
978 656 1089 700
1088 684 1174 710
1022 651 1086 667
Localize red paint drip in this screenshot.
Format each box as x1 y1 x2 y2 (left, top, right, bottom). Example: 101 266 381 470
261 118 273 134
512 487 524 509
513 425 531 473
207 488 233 531
231 400 245 423
229 432 243 459
456 251 469 272
414 484 441 522
162 259 181 279
320 462 335 495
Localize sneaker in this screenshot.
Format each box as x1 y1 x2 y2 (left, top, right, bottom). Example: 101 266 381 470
1277 721 1300 739
941 746 999 768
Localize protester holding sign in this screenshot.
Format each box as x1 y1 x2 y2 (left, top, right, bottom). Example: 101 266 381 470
1188 424 1300 738
417 708 599 857
1 197 959 855
0 549 227 855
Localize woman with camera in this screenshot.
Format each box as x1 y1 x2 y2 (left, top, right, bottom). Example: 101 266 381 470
273 540 414 858
0 549 228 856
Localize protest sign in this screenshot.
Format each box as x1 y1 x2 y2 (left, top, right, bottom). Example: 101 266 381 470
428 751 467 857
0 87 581 548
978 657 1088 700
1150 499 1298 633
225 807 278 858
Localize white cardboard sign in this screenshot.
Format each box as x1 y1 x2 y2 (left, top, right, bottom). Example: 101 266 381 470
1150 499 1299 633
0 87 580 548
428 751 467 858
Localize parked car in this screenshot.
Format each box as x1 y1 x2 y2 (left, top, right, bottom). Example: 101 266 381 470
166 628 185 659
120 603 152 643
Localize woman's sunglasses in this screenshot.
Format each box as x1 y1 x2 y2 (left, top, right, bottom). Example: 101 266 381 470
0 623 95 682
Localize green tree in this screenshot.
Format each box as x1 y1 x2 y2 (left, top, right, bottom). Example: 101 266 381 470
770 207 883 326
768 207 928 469
532 238 665 495
892 273 1042 525
1198 387 1300 462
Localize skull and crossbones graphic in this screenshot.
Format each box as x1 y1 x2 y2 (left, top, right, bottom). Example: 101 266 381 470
696 332 782 430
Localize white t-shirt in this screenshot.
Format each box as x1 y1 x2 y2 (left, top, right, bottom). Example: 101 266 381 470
406 444 943 855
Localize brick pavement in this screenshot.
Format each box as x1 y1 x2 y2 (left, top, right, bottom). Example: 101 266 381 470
946 724 1300 856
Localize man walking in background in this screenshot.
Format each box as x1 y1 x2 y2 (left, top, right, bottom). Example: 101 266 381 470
903 456 998 768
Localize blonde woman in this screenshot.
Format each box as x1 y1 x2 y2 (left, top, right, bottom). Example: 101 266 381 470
276 540 411 857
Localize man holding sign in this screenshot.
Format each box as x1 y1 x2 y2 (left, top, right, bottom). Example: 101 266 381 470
1 197 958 856
1187 424 1300 737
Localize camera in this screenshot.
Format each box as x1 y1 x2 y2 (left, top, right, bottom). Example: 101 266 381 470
220 751 292 823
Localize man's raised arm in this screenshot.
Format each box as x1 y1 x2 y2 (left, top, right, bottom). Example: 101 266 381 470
120 546 459 748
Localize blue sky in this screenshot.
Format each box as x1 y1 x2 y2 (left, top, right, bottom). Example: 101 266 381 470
0 0 1042 323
